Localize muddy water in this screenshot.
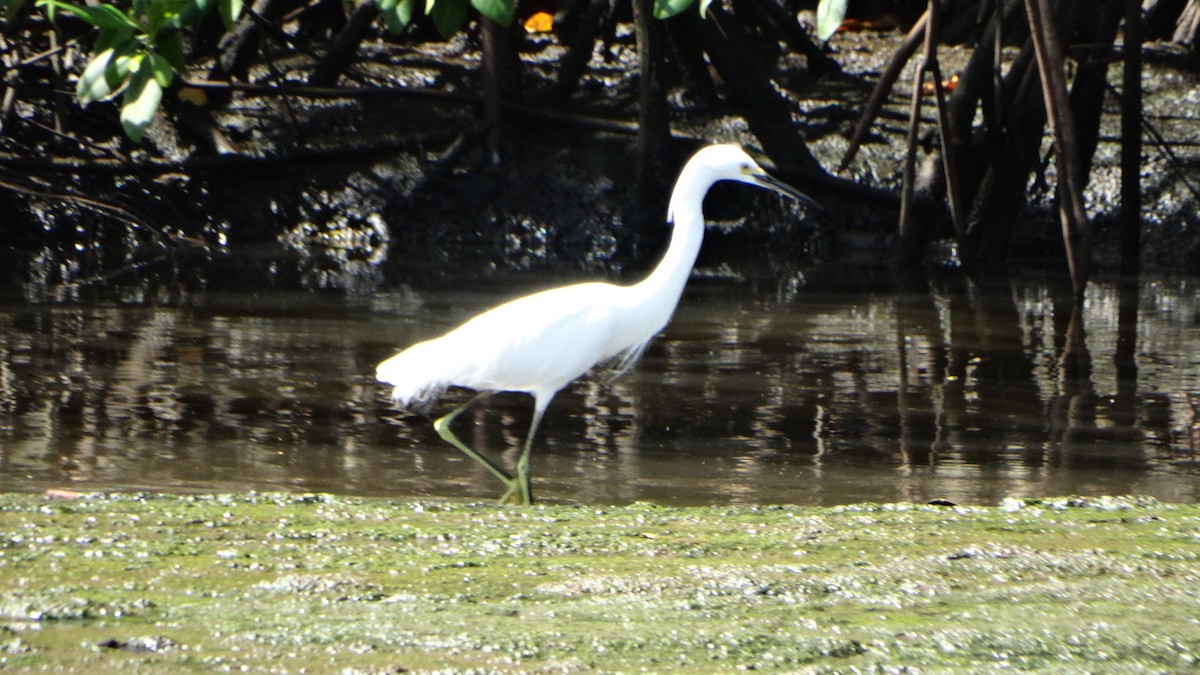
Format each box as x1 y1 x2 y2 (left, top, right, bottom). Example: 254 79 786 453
1 268 1198 506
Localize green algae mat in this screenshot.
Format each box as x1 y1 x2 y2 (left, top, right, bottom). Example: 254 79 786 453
1 492 1198 672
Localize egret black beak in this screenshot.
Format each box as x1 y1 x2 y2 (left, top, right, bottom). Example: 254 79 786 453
755 172 821 211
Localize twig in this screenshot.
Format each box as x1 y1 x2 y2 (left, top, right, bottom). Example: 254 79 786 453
924 1 966 244
837 12 929 175
897 58 924 265
0 174 169 250
896 1 966 269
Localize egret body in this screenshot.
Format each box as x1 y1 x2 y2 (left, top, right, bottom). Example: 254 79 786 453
377 144 816 504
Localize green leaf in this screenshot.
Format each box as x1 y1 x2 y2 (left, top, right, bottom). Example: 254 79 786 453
76 47 117 105
148 51 174 88
379 9 402 32
430 0 467 37
142 0 176 36
87 2 136 30
396 0 414 26
379 0 410 34
112 50 143 81
219 0 242 27
120 67 163 141
377 0 399 31
41 0 138 31
156 29 187 72
815 0 846 41
178 0 213 26
652 0 694 20
93 24 135 54
469 0 512 26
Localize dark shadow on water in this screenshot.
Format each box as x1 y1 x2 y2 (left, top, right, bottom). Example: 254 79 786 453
1 251 1199 505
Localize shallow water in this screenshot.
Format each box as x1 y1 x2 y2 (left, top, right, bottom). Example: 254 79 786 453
1 264 1198 506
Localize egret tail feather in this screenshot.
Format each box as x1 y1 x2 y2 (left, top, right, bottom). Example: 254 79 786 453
604 338 652 382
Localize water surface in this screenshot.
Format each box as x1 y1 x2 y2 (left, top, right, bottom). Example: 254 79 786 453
2 266 1198 505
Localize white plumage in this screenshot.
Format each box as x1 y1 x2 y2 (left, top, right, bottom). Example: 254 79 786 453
377 144 816 504
377 283 642 408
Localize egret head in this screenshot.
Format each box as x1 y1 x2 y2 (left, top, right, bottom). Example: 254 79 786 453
696 144 820 210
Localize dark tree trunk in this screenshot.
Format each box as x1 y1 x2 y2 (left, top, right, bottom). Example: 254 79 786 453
541 0 612 107
694 10 824 173
209 0 297 90
1067 1 1123 177
1120 0 1144 274
309 0 378 88
630 0 671 216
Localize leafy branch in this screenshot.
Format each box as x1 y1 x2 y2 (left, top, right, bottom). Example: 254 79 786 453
37 0 243 140
375 0 514 37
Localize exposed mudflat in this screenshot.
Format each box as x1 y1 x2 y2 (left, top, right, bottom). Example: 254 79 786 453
2 492 1198 671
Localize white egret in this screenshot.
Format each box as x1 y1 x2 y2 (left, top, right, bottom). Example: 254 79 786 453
377 144 817 504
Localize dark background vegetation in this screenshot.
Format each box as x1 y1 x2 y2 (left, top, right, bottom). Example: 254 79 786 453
0 0 1198 299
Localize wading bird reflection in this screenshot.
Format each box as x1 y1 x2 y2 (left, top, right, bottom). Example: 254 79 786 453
377 144 817 504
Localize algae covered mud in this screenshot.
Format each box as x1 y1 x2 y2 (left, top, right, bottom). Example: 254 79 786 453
1 492 1198 671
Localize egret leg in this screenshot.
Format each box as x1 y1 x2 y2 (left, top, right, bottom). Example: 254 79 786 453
504 402 548 506
432 393 515 487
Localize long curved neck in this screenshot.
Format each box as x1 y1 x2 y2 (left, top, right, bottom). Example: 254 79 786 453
639 188 706 303
625 167 712 327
